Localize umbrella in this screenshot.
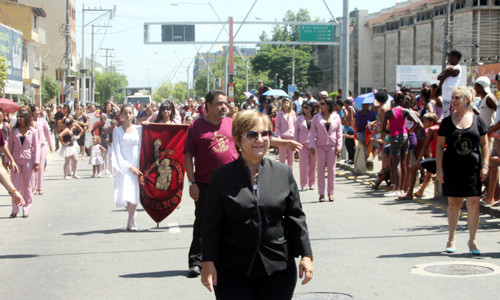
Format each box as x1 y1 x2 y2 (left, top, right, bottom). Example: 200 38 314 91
0 98 20 114
243 91 254 99
353 92 394 108
262 89 289 98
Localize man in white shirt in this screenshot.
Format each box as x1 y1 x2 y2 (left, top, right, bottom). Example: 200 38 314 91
438 50 462 117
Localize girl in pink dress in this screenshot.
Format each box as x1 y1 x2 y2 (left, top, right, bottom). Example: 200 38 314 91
89 136 105 178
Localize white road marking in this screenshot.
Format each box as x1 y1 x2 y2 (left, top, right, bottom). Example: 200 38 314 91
168 223 181 233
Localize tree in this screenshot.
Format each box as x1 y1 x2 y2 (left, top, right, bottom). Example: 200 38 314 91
94 71 128 104
0 55 9 93
154 81 187 104
41 75 61 104
251 9 323 91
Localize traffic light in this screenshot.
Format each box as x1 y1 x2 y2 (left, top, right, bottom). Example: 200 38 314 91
229 74 234 83
275 73 279 88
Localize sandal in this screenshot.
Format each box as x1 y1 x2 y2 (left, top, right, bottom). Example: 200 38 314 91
319 196 325 202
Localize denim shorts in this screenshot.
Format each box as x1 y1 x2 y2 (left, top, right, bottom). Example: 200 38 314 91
389 133 409 155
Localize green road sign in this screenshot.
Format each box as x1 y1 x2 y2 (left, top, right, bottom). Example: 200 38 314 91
299 25 334 42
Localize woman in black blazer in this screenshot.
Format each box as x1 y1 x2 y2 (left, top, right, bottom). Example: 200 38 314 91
201 110 313 300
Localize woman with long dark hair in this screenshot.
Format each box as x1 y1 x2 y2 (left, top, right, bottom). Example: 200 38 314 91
74 105 89 160
294 100 316 191
309 98 342 202
30 105 53 195
153 101 177 124
112 104 142 231
275 98 297 169
59 118 83 179
8 107 39 218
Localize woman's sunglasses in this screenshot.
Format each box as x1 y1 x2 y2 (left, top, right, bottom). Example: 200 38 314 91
242 130 273 141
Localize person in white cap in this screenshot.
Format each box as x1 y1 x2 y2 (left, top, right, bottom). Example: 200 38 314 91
476 76 497 127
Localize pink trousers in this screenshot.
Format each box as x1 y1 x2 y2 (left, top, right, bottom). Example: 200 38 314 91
298 143 315 189
35 143 48 191
316 145 337 196
278 137 294 170
11 158 35 214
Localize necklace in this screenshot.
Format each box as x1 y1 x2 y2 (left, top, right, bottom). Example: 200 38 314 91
252 172 259 191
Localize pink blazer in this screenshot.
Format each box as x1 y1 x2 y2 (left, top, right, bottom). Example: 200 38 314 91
275 110 296 139
294 115 311 144
8 127 40 164
35 118 53 148
309 113 343 151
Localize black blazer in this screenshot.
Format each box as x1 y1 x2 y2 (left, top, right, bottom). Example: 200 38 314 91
202 156 312 276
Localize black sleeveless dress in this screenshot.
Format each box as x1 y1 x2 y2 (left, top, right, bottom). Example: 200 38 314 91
438 115 488 197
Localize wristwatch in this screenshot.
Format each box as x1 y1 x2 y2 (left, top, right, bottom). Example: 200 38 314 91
189 181 196 186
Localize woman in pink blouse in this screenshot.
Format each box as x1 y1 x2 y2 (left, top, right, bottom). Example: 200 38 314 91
294 100 316 190
8 107 40 218
309 98 342 202
275 98 297 169
30 105 53 195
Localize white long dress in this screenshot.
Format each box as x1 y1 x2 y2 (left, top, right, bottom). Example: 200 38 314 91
112 125 142 207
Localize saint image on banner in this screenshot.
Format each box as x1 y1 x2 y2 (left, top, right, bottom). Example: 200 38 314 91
139 124 188 225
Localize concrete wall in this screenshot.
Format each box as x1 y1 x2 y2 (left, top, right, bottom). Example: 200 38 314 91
415 22 432 65
399 27 414 65
452 11 474 60
385 31 399 90
432 17 445 65
372 35 385 88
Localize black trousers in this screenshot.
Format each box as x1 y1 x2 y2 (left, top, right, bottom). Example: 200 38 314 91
214 259 297 300
345 137 355 161
188 182 209 268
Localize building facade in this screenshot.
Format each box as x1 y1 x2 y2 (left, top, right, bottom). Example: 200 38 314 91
319 0 500 96
0 1 46 105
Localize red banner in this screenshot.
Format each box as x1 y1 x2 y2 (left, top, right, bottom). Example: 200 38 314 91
139 124 188 225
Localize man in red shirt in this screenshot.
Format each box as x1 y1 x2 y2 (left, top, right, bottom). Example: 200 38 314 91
184 89 302 277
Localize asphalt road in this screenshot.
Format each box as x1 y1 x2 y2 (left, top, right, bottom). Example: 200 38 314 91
1 151 500 299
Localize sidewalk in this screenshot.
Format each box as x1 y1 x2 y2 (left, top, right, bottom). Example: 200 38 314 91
335 153 500 218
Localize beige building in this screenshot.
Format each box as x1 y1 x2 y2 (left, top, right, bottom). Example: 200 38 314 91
320 0 500 95
17 0 78 84
0 1 46 105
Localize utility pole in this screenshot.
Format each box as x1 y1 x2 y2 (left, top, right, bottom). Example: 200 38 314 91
81 5 115 107
292 45 295 85
92 25 111 104
442 0 451 70
63 0 70 105
101 48 115 71
342 0 349 100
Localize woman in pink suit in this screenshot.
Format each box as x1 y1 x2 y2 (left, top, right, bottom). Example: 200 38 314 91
275 98 297 169
309 98 342 202
294 100 316 190
8 107 40 218
30 105 53 195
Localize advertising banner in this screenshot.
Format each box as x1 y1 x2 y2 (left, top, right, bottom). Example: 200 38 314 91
0 23 23 94
396 65 467 89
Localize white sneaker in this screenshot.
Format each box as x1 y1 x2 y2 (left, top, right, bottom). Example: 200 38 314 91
72 175 81 179
384 190 401 197
105 170 110 175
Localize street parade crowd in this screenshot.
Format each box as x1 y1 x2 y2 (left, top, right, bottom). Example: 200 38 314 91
2 49 500 298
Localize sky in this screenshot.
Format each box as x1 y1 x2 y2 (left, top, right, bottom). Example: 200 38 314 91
78 0 402 90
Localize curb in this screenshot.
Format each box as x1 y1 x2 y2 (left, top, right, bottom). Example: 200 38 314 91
336 161 500 219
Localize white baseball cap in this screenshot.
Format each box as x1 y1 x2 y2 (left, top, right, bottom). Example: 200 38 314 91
475 76 491 94
319 91 328 96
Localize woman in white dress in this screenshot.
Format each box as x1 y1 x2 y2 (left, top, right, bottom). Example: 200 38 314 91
112 104 142 231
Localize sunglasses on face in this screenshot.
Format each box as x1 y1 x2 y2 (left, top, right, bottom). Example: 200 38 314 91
302 106 311 109
164 107 172 110
319 102 326 105
17 115 25 118
242 130 273 141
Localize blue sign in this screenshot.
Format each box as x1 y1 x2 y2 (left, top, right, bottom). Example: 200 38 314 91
288 84 297 94
0 23 23 94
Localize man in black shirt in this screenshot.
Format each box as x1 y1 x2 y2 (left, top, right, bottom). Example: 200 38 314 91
257 80 271 112
53 105 65 151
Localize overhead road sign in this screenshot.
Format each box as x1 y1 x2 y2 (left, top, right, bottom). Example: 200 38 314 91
300 25 334 42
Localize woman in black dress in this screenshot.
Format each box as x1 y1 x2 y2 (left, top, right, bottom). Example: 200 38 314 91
436 86 489 255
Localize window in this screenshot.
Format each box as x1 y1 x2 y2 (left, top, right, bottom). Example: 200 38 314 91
386 21 399 31
416 10 433 22
373 25 385 35
434 5 446 16
400 17 414 27
455 0 466 9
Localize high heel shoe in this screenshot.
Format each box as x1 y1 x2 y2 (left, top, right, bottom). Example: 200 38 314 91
319 195 325 202
9 213 17 218
468 241 480 256
445 241 456 253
